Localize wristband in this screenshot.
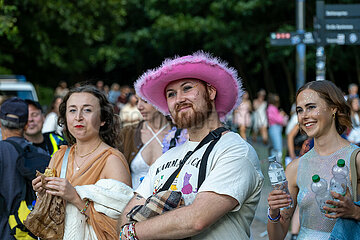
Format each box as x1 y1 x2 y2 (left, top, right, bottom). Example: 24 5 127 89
80 199 90 215
267 207 281 222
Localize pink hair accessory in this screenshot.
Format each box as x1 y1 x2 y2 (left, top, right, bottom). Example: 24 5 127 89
134 51 244 121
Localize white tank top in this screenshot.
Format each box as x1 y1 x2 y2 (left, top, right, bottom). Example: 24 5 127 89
130 122 169 190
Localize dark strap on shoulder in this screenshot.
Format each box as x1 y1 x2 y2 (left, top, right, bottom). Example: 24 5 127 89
160 127 227 192
4 140 33 181
4 139 24 155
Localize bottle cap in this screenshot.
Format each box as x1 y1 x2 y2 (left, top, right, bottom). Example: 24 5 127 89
312 174 320 183
268 155 276 162
337 159 345 167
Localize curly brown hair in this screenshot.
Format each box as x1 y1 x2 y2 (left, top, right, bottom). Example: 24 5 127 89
58 85 121 149
296 80 351 135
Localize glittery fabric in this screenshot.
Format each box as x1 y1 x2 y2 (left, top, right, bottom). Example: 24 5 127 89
297 144 358 240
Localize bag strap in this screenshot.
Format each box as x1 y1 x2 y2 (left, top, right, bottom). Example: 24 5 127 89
197 132 224 189
4 139 25 156
350 148 360 202
160 127 227 192
60 147 71 179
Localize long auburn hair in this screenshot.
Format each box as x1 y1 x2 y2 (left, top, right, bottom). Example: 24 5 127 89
58 85 121 149
296 80 351 135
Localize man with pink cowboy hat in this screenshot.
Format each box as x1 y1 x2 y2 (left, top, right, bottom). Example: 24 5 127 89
119 51 264 239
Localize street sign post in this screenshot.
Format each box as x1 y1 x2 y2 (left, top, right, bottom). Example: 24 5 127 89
270 0 360 82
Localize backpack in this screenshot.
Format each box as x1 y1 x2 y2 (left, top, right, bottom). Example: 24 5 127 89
5 139 51 240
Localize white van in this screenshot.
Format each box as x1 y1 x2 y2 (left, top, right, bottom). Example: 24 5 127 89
0 75 38 101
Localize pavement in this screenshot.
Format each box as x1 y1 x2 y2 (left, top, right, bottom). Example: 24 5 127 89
248 139 291 240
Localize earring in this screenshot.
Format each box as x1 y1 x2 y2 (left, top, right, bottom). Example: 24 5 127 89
333 112 336 120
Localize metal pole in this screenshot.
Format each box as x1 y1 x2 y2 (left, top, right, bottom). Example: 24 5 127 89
296 0 306 89
316 0 326 81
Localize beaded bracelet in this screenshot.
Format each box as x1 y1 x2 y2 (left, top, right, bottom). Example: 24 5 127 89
267 207 281 223
120 223 139 240
128 223 138 240
80 199 90 215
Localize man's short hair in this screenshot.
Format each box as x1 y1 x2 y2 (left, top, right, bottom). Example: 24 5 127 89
25 99 43 113
0 97 28 130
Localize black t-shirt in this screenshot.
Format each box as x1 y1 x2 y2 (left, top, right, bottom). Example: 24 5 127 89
33 132 67 156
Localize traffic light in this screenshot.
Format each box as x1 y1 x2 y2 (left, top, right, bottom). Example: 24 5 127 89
274 32 291 39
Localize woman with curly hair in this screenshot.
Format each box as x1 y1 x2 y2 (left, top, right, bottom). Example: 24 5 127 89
32 85 133 239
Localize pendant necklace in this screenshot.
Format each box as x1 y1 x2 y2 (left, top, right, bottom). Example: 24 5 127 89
74 140 102 171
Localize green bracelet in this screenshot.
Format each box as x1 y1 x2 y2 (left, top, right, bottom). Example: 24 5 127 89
80 199 90 215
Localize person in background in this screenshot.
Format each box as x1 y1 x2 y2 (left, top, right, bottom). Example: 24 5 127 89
234 90 252 140
108 83 121 105
346 97 360 145
118 51 263 239
103 84 110 97
267 93 288 161
119 93 142 127
54 81 69 98
95 80 105 93
252 89 268 144
32 85 133 239
117 85 131 113
24 99 67 156
0 97 48 239
267 80 359 240
42 96 63 136
344 83 358 101
120 96 187 190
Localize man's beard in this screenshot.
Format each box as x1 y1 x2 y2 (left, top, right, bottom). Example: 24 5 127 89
172 92 213 129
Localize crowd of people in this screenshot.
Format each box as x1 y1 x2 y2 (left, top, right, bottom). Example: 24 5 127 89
0 51 360 240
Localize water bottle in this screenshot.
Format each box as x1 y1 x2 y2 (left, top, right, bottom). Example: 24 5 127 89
329 159 348 198
311 174 333 214
268 155 293 209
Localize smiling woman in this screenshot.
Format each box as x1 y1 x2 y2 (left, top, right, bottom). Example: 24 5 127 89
31 85 133 240
267 80 360 240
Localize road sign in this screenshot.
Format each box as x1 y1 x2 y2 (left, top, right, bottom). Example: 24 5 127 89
325 18 360 31
325 4 360 18
270 32 315 46
325 32 360 45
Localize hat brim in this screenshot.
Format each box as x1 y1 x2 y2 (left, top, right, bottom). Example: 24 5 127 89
135 51 243 120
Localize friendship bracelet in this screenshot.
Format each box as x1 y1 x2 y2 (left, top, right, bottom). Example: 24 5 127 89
120 224 129 240
129 223 138 240
80 199 90 215
267 207 281 222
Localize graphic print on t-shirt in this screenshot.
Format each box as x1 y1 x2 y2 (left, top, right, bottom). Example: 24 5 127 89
181 172 198 194
170 172 180 190
153 175 164 194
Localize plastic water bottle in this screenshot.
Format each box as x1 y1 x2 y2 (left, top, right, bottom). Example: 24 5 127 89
311 174 333 214
268 155 293 209
329 159 348 198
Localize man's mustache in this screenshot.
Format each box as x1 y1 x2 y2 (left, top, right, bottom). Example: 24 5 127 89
175 103 193 112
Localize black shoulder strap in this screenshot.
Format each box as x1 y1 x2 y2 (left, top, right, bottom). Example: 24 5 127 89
4 140 36 209
197 130 224 189
4 140 34 181
159 127 228 192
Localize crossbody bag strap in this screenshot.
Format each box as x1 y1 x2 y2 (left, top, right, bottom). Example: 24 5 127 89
197 129 227 189
160 127 228 192
350 148 360 202
60 147 71 179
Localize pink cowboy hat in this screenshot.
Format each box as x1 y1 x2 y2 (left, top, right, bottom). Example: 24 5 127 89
134 51 244 120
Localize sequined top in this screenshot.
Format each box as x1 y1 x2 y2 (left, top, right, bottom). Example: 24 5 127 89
297 144 358 240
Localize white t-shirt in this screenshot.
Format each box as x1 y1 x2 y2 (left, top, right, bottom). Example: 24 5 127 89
136 132 264 240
